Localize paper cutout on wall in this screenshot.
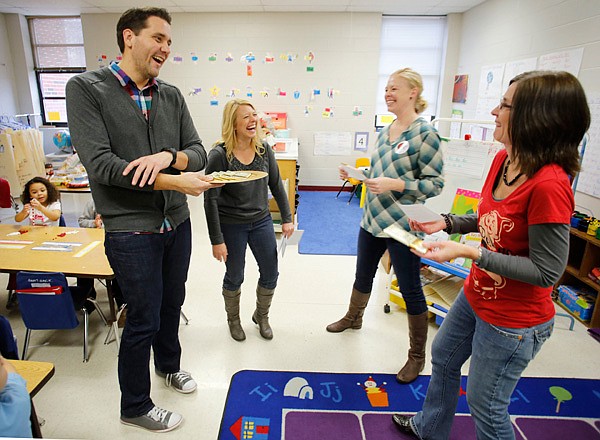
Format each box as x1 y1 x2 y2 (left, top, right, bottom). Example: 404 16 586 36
304 105 312 116
327 88 340 99
171 54 183 64
209 86 221 97
322 107 334 118
264 53 275 63
281 52 297 62
352 106 363 117
208 53 217 62
259 88 270 98
277 88 287 97
310 89 321 101
225 53 234 63
226 88 240 98
210 100 219 106
293 90 300 99
190 52 199 64
305 51 315 63
97 54 107 67
115 53 122 62
246 86 254 98
307 66 314 72
188 87 202 96
241 52 256 63
247 64 253 76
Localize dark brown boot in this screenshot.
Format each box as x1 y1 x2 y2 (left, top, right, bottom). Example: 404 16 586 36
326 288 371 333
396 311 429 384
223 288 245 341
252 285 274 340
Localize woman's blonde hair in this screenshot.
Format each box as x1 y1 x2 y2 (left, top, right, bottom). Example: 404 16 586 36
392 68 428 114
217 99 264 161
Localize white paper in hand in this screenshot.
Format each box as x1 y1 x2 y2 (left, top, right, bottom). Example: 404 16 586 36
398 204 443 223
340 164 366 181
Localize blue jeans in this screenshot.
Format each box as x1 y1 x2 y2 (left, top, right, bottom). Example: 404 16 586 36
104 219 192 418
411 290 554 440
221 214 278 291
355 227 427 315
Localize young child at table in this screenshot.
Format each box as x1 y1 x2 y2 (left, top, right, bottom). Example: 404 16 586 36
14 176 61 226
0 355 32 437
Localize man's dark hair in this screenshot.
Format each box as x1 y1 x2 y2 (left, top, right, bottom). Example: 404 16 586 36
116 7 172 53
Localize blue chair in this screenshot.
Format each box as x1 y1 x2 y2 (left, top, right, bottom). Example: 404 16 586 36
16 271 107 362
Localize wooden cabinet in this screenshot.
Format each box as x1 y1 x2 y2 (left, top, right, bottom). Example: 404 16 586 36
269 158 297 218
556 228 600 327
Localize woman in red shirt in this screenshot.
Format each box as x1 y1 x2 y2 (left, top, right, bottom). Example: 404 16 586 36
393 71 590 440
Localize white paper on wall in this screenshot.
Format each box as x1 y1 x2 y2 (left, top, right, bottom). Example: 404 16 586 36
313 132 352 156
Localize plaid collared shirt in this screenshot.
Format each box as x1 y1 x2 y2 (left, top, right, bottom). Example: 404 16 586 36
109 62 157 120
108 62 172 232
361 117 444 237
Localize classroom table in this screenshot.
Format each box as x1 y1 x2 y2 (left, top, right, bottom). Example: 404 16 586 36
0 224 117 320
8 359 55 438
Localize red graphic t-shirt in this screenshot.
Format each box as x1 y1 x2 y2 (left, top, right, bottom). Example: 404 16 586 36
464 149 574 328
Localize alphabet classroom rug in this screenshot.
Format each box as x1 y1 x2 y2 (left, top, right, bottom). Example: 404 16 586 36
219 370 600 440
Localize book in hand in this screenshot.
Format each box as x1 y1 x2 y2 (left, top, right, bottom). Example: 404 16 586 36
383 224 428 255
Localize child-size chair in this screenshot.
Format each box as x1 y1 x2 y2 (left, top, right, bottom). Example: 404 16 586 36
336 157 370 204
16 271 107 362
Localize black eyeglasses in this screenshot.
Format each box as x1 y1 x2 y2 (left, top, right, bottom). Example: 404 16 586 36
498 100 513 110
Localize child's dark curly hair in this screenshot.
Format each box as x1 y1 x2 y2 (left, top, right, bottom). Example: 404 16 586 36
20 176 60 205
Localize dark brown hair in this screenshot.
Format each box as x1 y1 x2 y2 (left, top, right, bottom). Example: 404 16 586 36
116 7 172 53
508 70 590 178
21 176 60 205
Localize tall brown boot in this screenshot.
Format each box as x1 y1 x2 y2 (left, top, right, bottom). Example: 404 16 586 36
326 288 371 333
396 311 429 384
252 285 274 340
223 288 246 341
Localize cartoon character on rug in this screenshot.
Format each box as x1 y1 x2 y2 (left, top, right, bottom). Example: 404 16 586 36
358 376 389 407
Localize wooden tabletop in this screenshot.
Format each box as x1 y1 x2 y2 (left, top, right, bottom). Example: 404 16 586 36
8 360 55 397
0 225 113 278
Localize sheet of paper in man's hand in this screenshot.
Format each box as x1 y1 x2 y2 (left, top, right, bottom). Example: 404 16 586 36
398 204 443 223
340 164 366 181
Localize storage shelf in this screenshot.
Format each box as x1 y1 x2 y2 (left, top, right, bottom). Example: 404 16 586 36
556 228 600 328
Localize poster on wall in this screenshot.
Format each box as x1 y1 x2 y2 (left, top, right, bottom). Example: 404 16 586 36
502 57 537 91
452 75 468 103
574 92 600 198
314 132 352 156
475 63 505 122
538 48 584 77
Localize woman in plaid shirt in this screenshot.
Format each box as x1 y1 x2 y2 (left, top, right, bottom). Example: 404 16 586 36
327 68 444 385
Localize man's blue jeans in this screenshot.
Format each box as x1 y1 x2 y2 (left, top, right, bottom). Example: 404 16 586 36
220 214 278 291
411 289 554 440
104 219 192 418
355 227 427 315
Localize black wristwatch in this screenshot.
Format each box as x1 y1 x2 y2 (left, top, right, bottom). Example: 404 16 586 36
161 148 178 167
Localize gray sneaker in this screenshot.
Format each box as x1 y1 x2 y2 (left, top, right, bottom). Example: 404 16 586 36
157 369 197 394
120 406 182 432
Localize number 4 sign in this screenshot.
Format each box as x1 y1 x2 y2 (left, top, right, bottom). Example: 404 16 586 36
354 132 369 151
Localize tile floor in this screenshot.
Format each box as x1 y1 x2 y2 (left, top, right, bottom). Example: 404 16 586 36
1 193 599 439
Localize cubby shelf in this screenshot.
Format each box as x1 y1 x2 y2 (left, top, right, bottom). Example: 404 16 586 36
556 228 600 328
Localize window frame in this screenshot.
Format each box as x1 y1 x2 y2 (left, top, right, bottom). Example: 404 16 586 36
28 16 86 127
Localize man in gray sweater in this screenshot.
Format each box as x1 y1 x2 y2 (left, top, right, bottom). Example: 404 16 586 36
66 7 217 433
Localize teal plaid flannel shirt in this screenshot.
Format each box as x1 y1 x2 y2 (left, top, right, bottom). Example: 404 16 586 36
361 117 444 237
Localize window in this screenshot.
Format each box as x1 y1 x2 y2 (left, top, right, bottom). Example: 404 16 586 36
29 17 86 126
377 16 447 123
